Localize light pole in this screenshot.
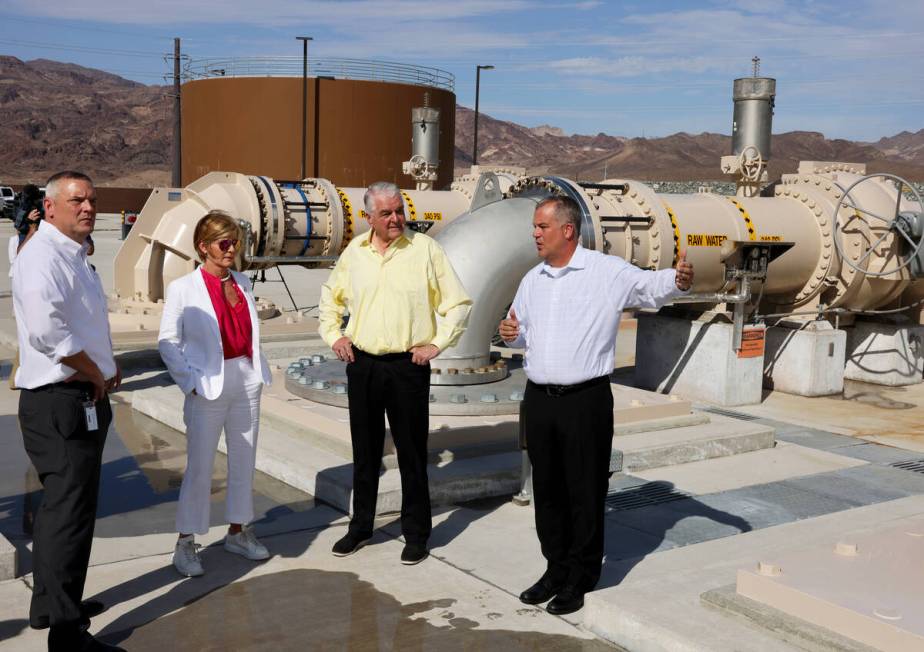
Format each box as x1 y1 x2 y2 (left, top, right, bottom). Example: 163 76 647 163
473 64 494 166
295 36 313 180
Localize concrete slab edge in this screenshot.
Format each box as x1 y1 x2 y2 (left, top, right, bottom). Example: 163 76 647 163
0 531 17 580
613 412 711 437
584 598 707 652
305 452 522 516
700 584 877 652
623 428 775 472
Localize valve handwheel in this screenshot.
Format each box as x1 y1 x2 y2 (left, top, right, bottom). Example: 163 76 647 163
737 145 764 182
833 173 924 278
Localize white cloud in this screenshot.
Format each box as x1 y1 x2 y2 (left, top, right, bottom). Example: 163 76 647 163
5 0 534 25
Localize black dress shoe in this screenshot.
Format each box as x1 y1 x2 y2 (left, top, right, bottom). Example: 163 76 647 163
400 543 428 565
49 628 125 652
33 600 106 629
546 586 585 615
331 531 372 557
519 575 564 605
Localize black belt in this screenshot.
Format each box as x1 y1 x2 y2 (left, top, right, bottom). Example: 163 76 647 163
527 375 609 397
354 348 412 362
26 380 95 396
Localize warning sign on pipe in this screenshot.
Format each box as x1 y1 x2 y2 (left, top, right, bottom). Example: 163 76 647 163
738 327 766 359
687 234 728 247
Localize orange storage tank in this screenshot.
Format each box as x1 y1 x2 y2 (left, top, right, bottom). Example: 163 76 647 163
181 59 456 189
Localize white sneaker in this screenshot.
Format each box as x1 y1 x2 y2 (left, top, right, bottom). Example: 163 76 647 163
224 525 270 561
173 536 204 577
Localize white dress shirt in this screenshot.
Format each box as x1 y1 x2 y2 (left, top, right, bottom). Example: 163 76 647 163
8 235 19 278
12 220 116 389
510 245 684 385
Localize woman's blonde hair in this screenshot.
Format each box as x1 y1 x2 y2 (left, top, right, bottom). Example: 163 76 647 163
193 210 242 261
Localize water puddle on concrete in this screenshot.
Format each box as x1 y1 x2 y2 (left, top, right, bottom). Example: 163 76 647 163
113 403 313 510
111 569 615 651
1 401 314 561
836 379 917 410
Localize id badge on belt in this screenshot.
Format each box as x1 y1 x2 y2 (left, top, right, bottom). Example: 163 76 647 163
83 399 99 431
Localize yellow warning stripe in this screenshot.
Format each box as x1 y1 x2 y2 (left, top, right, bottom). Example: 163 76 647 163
663 201 681 265
727 198 757 241
336 187 354 247
401 191 418 221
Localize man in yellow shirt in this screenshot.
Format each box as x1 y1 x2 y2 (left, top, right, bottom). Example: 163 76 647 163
319 181 471 564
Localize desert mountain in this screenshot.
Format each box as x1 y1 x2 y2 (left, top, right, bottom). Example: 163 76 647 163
454 106 924 182
1 56 923 185
0 56 171 185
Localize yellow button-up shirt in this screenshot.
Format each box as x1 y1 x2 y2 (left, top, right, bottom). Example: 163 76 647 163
319 229 472 354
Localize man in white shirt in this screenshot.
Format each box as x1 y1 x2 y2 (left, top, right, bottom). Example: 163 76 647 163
499 196 693 615
13 171 123 652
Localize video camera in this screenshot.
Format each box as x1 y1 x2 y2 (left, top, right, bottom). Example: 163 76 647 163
14 185 44 236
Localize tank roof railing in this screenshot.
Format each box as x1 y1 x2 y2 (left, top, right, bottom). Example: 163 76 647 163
183 57 454 93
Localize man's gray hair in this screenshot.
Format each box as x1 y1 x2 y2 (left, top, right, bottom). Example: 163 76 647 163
364 181 402 214
45 170 93 200
536 195 581 237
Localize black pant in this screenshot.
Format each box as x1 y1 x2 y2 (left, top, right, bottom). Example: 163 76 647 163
19 383 112 633
523 377 613 591
345 350 431 545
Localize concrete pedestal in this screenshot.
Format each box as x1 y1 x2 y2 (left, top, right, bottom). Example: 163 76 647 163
735 515 924 651
763 320 845 396
635 312 763 406
0 533 16 580
844 319 924 386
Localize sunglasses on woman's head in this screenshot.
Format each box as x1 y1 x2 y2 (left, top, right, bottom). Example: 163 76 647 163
215 238 238 252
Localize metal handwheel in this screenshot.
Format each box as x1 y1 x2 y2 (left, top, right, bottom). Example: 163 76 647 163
832 173 924 278
737 145 764 182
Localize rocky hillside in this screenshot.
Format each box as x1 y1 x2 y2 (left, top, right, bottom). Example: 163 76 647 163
0 56 171 186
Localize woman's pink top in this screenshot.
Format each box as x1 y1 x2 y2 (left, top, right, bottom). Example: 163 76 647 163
201 268 253 360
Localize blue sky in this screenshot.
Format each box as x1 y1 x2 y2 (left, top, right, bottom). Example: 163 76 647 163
2 0 922 141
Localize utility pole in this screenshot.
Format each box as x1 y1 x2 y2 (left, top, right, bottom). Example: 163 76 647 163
172 37 182 187
473 64 494 166
296 36 313 180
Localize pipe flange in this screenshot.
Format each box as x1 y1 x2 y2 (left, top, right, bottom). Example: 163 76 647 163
505 176 563 200
450 177 476 202
661 201 681 266
726 198 757 242
768 182 864 308
248 177 270 267
335 187 355 251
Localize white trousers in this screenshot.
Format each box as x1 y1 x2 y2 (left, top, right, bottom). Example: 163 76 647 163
176 356 263 535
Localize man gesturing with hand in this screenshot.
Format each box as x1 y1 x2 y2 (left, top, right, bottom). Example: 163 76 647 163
320 181 471 565
500 196 693 616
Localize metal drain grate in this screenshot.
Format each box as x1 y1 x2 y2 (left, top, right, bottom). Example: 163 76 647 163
606 481 691 511
701 407 761 421
890 459 924 474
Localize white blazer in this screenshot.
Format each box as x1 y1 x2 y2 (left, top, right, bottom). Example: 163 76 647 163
158 269 272 400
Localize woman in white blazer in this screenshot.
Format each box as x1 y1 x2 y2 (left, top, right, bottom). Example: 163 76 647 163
158 210 273 577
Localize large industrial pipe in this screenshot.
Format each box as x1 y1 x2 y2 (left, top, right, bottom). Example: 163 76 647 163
433 196 540 374
114 171 525 304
